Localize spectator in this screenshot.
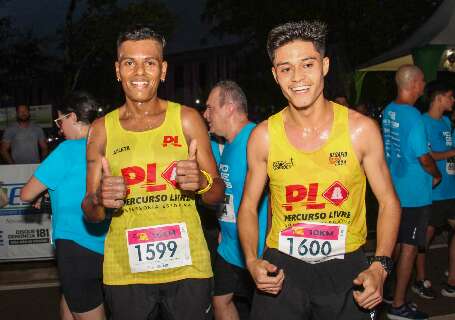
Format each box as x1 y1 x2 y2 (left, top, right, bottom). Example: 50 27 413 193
382 65 440 320
1 104 48 164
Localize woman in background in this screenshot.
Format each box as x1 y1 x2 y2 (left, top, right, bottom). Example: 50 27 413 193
21 92 109 320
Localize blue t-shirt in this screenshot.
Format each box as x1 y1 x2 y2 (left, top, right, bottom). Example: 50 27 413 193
422 114 455 200
210 134 224 166
216 122 268 268
34 139 109 254
382 102 432 207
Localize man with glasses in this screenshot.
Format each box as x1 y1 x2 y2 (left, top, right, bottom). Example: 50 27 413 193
1 104 48 164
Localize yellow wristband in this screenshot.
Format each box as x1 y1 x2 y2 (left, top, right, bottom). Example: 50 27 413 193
196 170 213 195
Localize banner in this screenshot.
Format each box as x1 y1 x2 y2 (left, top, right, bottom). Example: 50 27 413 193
0 104 53 130
0 164 54 261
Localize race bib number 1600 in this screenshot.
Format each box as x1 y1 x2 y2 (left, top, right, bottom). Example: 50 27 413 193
278 222 347 264
126 223 192 273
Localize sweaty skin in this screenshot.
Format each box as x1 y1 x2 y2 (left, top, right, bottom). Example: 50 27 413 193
237 40 400 309
82 39 223 222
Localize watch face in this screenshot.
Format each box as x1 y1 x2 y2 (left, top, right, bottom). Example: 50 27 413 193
369 256 393 274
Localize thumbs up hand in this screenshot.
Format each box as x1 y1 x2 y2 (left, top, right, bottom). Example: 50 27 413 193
176 139 205 191
99 157 126 208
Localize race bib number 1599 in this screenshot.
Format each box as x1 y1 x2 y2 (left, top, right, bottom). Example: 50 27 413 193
126 223 192 273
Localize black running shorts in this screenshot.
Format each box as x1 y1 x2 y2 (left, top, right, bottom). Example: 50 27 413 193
250 248 373 320
55 239 104 313
397 206 430 247
104 278 213 320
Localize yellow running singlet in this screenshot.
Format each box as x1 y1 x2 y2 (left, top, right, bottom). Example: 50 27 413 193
266 102 367 263
103 101 212 285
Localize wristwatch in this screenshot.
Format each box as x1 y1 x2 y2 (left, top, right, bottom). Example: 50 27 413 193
368 256 393 275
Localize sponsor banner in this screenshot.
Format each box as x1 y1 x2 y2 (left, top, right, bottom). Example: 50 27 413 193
0 104 53 130
0 164 54 261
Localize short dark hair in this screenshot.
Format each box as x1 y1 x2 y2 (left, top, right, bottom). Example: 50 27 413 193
215 80 248 114
16 104 29 112
426 80 453 104
267 20 328 63
59 91 101 125
117 25 166 53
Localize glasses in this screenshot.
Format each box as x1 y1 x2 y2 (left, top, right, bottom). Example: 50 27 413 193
54 113 71 128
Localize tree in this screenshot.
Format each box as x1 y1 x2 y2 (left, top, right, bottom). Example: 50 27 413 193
62 0 175 99
203 0 443 113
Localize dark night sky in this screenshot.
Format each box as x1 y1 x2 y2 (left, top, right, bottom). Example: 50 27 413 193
0 0 236 55
0 0 68 37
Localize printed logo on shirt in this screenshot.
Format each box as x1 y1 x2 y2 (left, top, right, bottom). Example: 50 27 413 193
113 145 131 155
272 158 294 170
162 136 182 147
328 151 348 166
281 181 349 211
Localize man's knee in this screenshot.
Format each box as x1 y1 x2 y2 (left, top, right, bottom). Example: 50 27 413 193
213 293 235 308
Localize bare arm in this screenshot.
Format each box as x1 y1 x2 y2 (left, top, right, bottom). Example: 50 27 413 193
180 106 224 205
81 118 108 222
20 176 47 202
1 140 14 164
350 112 401 309
419 153 442 186
38 138 49 159
238 121 284 295
430 149 455 161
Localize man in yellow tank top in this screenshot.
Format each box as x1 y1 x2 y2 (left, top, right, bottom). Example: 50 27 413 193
81 25 224 320
237 20 401 320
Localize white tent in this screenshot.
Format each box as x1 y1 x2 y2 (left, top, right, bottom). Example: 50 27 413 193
358 0 455 71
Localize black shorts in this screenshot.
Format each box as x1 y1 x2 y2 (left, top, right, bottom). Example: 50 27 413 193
104 278 212 320
397 206 430 247
55 239 104 313
250 248 372 320
213 253 255 299
429 199 455 227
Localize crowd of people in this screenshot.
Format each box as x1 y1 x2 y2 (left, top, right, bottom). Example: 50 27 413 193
0 18 453 320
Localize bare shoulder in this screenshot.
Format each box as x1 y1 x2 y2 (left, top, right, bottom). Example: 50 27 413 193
251 120 269 137
348 109 382 159
348 109 380 136
248 120 269 160
181 105 202 120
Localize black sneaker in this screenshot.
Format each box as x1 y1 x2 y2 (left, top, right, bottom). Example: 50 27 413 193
387 303 428 320
411 280 436 299
441 283 455 298
383 293 394 304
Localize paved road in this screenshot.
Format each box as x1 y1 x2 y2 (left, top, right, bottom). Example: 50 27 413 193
1 247 454 320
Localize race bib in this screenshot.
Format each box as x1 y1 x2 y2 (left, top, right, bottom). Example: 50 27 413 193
126 223 192 273
446 157 455 175
219 194 236 223
278 222 347 264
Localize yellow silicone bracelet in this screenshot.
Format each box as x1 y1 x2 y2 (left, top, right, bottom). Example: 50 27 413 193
196 170 213 195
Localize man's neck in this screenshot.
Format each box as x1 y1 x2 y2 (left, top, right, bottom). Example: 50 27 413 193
17 121 30 128
395 91 418 106
225 116 249 143
428 104 443 119
123 96 164 117
287 96 331 128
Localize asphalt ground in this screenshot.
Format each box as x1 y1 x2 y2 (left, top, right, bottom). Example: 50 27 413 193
1 245 454 320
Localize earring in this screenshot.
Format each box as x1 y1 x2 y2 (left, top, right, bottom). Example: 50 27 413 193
160 79 165 83
117 78 121 82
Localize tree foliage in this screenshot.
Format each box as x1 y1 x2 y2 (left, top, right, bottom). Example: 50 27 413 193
203 0 443 112
62 0 175 99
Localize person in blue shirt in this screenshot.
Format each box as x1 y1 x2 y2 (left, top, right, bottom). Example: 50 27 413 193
204 81 268 320
21 92 109 320
415 81 455 299
382 65 441 320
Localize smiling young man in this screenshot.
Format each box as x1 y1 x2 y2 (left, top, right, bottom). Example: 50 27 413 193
82 25 224 320
237 20 400 319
